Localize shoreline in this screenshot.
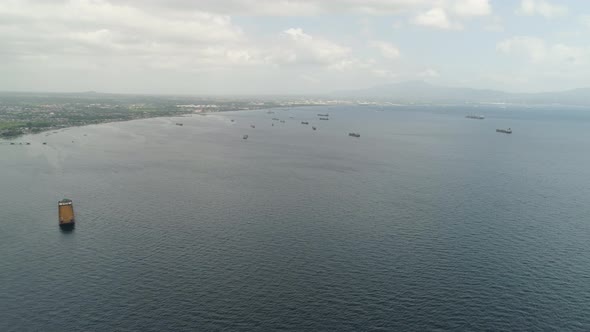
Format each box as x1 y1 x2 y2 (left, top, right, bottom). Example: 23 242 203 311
0 104 323 141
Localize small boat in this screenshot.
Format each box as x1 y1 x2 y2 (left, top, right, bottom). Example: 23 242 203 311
348 132 360 138
319 117 329 120
58 199 75 229
317 113 329 117
231 119 235 122
43 142 47 145
176 123 183 126
250 125 256 128
272 118 280 121
243 134 249 140
466 115 485 120
496 128 512 134
10 143 15 145
301 122 309 125
312 126 317 130
25 142 30 145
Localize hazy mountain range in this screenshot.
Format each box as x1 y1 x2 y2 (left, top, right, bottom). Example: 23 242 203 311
332 81 590 105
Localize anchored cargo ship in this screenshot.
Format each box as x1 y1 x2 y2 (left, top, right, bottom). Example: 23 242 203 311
58 199 75 229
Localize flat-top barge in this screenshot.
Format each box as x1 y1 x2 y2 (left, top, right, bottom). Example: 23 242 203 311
58 199 75 229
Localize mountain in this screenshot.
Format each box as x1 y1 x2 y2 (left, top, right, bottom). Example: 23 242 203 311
331 81 590 105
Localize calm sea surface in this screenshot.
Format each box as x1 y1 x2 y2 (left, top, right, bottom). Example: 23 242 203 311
1 105 590 331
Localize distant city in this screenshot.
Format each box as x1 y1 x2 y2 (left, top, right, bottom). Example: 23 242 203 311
0 92 343 138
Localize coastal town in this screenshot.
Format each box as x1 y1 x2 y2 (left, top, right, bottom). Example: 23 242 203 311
0 92 348 138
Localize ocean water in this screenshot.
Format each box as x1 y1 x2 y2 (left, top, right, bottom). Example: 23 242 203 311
1 105 590 331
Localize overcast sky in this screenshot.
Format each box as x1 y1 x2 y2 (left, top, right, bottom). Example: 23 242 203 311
1 0 589 94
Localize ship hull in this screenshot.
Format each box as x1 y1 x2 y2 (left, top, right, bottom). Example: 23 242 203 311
59 222 75 230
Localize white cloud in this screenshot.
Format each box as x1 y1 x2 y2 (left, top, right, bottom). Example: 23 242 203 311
272 28 352 67
497 36 589 65
116 0 493 18
496 36 548 63
368 41 401 59
484 15 504 31
413 8 461 30
418 68 440 78
517 0 568 18
451 0 491 17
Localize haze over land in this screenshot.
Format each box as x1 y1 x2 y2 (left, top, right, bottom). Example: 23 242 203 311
1 1 590 94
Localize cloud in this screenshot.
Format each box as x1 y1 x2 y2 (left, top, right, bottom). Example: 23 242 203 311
496 36 549 63
113 0 494 18
484 16 504 31
418 68 440 78
497 36 588 65
271 28 353 67
580 15 590 28
368 41 401 59
517 0 568 18
412 8 460 30
451 0 491 17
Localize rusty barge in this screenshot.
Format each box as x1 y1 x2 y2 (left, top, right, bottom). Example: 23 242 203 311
58 199 75 229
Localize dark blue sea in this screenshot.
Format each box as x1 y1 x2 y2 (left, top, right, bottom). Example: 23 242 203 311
1 105 590 331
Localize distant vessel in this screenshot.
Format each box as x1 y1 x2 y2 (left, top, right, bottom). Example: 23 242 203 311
496 128 512 134
349 132 360 138
175 123 183 126
272 118 280 121
243 134 248 140
267 111 275 114
466 115 485 120
250 125 256 128
301 122 309 125
319 117 329 120
42 142 47 145
280 120 285 123
231 119 235 122
58 199 75 229
312 126 317 130
317 113 329 117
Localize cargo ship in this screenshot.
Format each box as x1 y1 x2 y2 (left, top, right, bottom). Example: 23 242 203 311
58 199 75 229
349 132 361 138
496 128 512 134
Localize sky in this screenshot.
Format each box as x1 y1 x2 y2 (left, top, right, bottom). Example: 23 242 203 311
1 0 590 94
